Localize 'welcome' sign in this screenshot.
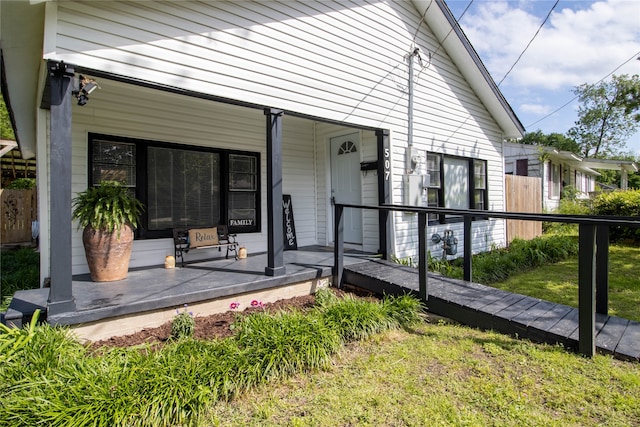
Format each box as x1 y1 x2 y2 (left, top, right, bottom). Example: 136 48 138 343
283 194 297 250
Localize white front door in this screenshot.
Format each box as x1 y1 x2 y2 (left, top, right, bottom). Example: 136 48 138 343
330 133 362 245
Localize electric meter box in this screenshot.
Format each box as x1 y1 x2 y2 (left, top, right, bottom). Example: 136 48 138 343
404 174 425 206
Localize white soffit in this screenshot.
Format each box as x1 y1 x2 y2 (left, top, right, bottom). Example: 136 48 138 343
0 1 46 159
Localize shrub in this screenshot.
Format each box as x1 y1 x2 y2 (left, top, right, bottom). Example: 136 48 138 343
591 190 640 242
0 291 422 426
170 305 195 340
5 178 36 189
0 247 40 310
320 293 395 342
543 198 590 234
423 235 579 284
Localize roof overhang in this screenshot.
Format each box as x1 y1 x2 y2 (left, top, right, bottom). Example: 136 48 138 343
542 146 638 174
0 1 47 159
580 158 639 173
411 0 525 139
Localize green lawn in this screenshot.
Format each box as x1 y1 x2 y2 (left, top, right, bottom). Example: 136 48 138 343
206 320 640 426
488 243 640 322
3 290 639 426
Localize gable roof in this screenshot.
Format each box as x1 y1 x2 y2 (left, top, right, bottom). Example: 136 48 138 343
411 0 524 139
2 0 526 158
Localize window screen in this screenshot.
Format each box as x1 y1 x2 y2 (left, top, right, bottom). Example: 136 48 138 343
147 147 220 230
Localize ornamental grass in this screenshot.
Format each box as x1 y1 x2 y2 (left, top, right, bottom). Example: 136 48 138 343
0 290 421 427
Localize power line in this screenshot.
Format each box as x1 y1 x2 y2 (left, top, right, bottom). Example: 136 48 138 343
497 0 559 87
526 50 640 128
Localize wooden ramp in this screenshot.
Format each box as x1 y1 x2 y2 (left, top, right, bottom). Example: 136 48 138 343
344 259 640 362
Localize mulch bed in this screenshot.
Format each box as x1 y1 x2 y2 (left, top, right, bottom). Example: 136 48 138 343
90 287 374 350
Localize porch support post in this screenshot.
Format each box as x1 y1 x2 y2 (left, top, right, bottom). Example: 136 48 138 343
264 108 285 277
47 60 76 315
578 224 596 358
376 129 391 259
620 170 628 190
595 225 609 315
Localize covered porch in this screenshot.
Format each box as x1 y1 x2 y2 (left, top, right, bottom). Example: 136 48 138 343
39 246 375 340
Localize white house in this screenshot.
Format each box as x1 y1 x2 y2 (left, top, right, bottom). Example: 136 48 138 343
504 142 638 211
1 0 524 315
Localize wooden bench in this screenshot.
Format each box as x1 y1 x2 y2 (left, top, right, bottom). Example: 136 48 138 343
173 225 239 267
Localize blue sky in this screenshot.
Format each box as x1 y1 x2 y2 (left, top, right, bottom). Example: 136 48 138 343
445 0 640 155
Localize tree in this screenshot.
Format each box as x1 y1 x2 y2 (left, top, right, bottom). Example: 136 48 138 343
520 130 580 153
1 94 16 140
567 74 640 158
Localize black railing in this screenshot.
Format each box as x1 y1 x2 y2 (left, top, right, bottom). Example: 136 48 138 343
333 203 640 357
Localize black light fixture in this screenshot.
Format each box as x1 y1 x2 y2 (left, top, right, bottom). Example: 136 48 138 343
73 75 100 106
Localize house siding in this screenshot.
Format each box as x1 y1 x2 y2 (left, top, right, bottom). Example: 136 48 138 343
42 0 510 271
70 82 320 273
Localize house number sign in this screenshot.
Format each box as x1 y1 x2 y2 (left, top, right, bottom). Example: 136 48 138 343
384 147 391 181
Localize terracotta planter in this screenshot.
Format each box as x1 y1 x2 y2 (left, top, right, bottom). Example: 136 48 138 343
82 224 134 282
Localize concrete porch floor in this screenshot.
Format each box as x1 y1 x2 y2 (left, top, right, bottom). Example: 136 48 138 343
37 246 375 340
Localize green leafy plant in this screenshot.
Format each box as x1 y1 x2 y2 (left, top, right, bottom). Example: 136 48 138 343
71 181 144 233
391 254 416 268
591 189 640 242
5 178 36 189
0 248 40 310
543 198 590 234
0 290 423 426
0 309 40 364
170 305 195 340
416 235 579 285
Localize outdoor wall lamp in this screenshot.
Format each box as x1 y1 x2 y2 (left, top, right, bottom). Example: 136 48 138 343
73 75 100 106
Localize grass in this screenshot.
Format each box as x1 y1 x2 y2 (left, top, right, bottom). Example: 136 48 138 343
490 243 640 322
0 247 40 310
205 320 640 426
0 291 422 427
426 234 580 285
2 291 639 426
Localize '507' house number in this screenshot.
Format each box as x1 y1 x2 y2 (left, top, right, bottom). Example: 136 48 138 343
384 148 391 181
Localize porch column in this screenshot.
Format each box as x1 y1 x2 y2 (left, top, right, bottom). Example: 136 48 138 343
376 129 391 259
264 108 285 277
620 170 628 190
47 61 76 314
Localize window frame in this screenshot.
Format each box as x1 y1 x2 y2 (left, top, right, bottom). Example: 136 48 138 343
88 133 261 239
425 152 488 224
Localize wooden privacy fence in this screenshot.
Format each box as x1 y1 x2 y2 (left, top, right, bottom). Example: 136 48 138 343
505 174 542 243
0 188 37 244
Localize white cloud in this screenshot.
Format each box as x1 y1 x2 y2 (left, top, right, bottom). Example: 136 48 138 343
520 103 552 115
459 0 640 91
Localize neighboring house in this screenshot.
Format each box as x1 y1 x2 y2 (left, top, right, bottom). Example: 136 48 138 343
504 142 638 211
1 0 523 316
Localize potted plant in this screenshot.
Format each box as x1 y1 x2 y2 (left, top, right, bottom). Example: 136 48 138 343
72 181 144 282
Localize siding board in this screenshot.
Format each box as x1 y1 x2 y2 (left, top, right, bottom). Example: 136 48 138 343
46 0 512 272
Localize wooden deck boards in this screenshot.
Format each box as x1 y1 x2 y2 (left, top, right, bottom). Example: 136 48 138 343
344 259 639 362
